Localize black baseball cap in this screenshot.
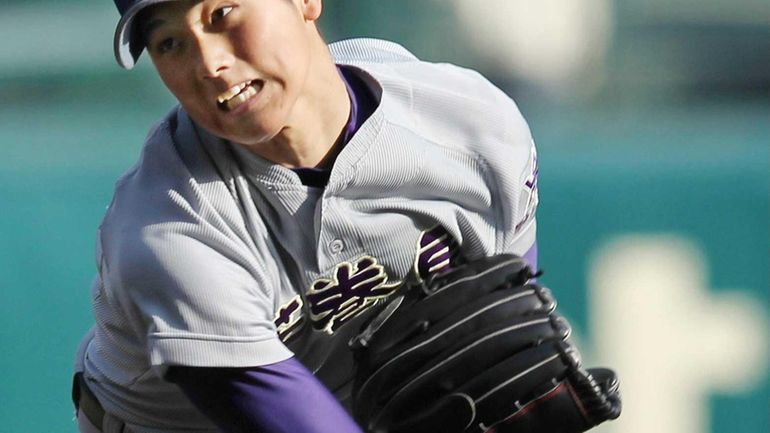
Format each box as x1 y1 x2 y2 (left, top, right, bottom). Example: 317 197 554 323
113 0 178 69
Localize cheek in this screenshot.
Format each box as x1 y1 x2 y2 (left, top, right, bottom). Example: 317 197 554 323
164 74 193 101
232 12 308 76
160 74 225 132
232 27 273 70
157 66 190 101
161 72 206 112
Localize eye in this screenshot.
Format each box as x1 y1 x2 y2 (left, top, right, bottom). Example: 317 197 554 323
211 6 234 23
156 37 180 54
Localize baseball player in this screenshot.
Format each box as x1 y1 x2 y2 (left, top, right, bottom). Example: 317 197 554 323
73 1 620 433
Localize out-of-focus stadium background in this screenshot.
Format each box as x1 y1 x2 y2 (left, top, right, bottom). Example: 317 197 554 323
1 1 767 432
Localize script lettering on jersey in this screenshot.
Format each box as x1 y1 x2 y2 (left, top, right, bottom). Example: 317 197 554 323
516 143 539 232
414 225 458 282
274 296 304 342
306 256 400 334
274 225 461 341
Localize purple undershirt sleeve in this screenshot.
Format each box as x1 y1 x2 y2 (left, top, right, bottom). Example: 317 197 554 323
523 241 538 271
166 358 364 433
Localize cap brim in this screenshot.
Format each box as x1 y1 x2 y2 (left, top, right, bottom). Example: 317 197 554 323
113 0 177 69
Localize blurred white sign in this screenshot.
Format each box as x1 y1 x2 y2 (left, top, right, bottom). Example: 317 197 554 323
449 0 612 98
588 235 768 433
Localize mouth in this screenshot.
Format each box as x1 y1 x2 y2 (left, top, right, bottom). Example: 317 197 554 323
216 79 264 112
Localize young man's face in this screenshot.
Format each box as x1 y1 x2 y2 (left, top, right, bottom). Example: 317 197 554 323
142 0 323 146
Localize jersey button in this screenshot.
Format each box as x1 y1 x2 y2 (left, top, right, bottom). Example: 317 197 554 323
329 239 345 254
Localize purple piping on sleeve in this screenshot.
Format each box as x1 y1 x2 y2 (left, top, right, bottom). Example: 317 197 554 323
167 358 364 433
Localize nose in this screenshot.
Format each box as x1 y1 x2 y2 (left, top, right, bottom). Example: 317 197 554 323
193 33 233 79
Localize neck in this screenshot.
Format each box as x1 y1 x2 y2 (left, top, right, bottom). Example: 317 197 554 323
249 37 350 169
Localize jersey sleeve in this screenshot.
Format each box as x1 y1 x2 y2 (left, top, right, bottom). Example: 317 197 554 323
96 116 292 374
405 60 539 259
508 138 539 257
490 91 539 258
108 226 290 369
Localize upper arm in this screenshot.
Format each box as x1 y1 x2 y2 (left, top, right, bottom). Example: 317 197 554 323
497 129 538 260
167 358 364 433
98 163 292 373
509 140 539 260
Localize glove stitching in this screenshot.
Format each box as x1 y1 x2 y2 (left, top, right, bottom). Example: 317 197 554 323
448 392 477 431
356 290 536 397
429 257 529 295
476 353 560 403
497 381 566 425
564 379 593 424
369 318 551 426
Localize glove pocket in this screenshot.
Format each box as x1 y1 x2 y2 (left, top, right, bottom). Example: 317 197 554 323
358 313 566 428
461 342 574 429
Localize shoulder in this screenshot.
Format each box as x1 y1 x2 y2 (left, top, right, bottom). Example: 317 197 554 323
330 38 508 105
329 38 514 109
330 38 531 156
329 38 419 64
329 38 535 188
110 106 194 198
101 107 191 242
97 107 247 290
95 109 185 284
331 39 538 251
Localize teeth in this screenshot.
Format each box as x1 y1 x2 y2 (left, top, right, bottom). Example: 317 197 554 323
217 81 251 104
226 84 258 111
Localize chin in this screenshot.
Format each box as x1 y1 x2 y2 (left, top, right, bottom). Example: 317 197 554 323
234 115 287 144
222 124 280 147
189 103 287 147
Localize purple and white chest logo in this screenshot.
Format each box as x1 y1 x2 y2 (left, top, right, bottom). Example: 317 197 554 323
413 225 459 282
516 144 539 233
273 296 304 342
274 225 460 339
306 256 401 334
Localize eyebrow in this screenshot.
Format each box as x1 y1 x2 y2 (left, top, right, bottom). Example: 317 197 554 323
140 17 166 44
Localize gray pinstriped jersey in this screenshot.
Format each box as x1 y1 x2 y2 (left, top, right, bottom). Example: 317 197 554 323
75 38 539 432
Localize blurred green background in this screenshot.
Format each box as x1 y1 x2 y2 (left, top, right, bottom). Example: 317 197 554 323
1 1 767 432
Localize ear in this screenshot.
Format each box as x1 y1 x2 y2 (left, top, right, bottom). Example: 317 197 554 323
300 0 322 22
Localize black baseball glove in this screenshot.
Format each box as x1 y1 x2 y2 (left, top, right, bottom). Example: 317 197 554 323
349 254 621 433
